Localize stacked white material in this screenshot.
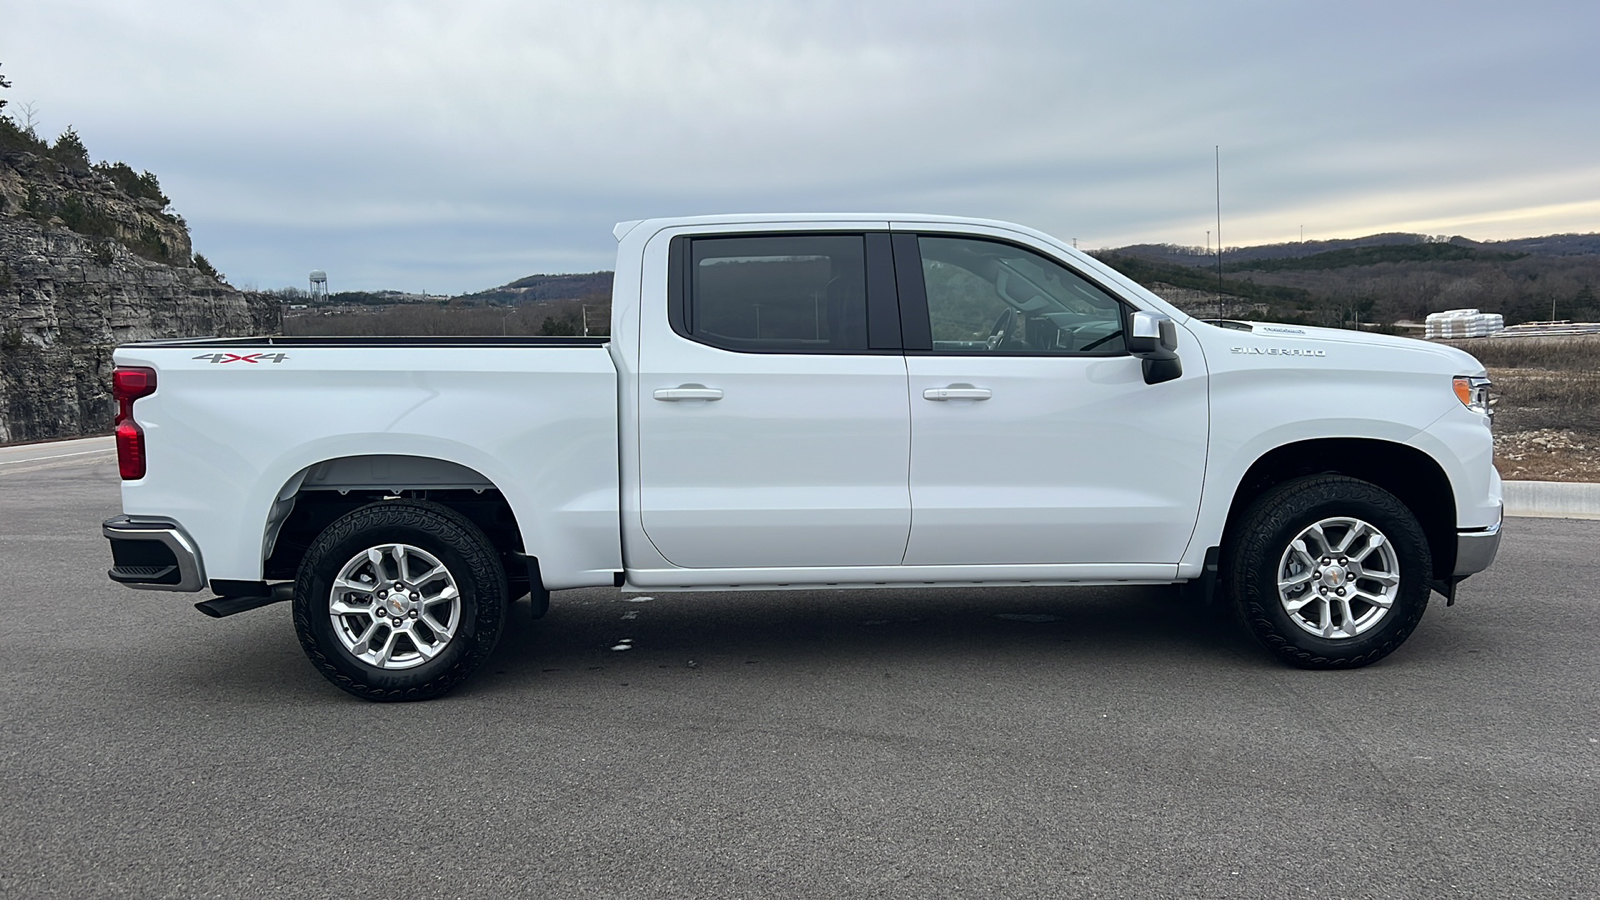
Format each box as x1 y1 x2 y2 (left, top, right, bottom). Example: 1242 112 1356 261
1426 309 1504 339
1495 320 1600 337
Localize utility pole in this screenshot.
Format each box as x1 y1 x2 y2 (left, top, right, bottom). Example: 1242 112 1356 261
1215 146 1225 316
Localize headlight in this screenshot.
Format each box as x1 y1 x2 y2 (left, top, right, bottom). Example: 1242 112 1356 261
1453 375 1492 417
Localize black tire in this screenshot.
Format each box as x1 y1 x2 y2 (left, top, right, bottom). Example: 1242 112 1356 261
293 500 508 701
1223 475 1432 669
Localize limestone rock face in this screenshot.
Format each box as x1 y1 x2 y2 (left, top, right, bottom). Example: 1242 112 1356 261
0 149 278 443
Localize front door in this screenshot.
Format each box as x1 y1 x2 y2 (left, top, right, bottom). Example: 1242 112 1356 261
896 229 1208 567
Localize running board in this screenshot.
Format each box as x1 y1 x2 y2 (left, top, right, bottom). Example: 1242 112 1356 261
196 583 295 618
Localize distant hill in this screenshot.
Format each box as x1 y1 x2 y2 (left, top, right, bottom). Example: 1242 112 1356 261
1117 232 1445 268
456 272 612 306
1097 230 1600 328
1114 231 1600 269
1482 233 1600 256
1226 243 1525 273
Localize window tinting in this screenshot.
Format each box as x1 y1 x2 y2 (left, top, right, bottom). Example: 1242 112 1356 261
689 235 869 352
919 236 1127 355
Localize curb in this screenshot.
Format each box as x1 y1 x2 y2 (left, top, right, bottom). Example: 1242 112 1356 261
1503 480 1600 520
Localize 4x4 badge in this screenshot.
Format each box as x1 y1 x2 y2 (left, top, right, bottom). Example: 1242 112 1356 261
192 353 289 364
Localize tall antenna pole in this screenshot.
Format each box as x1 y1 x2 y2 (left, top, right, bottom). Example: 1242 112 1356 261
1215 146 1224 314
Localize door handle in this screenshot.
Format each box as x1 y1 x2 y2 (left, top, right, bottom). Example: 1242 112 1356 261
922 385 991 401
653 385 723 401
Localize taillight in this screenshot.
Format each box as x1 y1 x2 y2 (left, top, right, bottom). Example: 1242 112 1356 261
112 366 157 480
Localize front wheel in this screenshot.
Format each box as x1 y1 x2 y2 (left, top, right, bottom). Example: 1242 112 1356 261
293 500 508 700
1224 475 1433 669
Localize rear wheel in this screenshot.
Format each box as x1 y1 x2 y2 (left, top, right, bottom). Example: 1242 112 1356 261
293 500 508 700
1224 475 1432 668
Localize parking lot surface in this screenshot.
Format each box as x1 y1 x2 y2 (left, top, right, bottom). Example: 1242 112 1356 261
3 453 1596 898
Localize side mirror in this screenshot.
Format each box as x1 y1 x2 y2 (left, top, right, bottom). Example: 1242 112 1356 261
1127 311 1182 385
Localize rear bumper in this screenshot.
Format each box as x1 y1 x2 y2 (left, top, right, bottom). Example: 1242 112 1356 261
102 516 207 592
1453 515 1502 578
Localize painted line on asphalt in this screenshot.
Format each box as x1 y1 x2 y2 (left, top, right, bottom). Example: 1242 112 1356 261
0 448 115 466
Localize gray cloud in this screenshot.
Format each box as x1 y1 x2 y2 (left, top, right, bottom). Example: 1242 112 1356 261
6 0 1598 291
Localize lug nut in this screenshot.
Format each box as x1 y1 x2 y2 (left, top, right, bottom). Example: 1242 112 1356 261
378 590 387 598
1336 588 1346 596
408 609 419 619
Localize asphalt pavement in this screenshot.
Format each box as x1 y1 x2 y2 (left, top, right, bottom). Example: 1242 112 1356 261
2 451 1596 899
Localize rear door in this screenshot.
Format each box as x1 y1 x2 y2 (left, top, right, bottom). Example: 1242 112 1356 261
636 227 912 569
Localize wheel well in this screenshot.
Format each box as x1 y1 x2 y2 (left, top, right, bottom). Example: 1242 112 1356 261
262 456 529 593
1225 439 1457 579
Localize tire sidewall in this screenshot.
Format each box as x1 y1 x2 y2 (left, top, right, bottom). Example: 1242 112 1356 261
294 502 506 700
1230 477 1432 667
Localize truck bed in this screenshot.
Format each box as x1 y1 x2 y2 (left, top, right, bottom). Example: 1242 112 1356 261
113 336 622 590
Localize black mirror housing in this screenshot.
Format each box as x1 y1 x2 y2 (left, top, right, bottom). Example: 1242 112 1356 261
1127 311 1182 384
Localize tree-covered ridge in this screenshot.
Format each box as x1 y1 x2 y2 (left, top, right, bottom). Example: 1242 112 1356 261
1091 252 1310 307
459 272 613 306
1 62 192 268
1096 241 1600 328
1225 242 1526 273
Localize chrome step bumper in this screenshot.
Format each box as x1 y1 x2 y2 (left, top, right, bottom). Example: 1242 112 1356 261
103 516 206 592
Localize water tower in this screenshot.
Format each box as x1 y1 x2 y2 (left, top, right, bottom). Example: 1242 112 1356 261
309 270 328 302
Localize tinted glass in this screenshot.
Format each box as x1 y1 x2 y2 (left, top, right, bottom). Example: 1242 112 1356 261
919 236 1126 355
689 235 869 352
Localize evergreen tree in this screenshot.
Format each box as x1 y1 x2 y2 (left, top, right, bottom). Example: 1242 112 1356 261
53 126 90 172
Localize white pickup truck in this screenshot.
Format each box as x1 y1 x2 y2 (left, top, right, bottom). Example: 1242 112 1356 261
102 214 1501 700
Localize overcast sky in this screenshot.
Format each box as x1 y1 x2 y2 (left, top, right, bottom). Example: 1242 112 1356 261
5 0 1598 293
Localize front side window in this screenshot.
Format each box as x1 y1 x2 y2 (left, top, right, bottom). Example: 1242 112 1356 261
687 235 868 352
919 236 1126 354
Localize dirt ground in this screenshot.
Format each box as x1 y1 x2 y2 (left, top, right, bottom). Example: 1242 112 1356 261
1469 344 1600 482
1492 426 1600 482
1434 337 1599 482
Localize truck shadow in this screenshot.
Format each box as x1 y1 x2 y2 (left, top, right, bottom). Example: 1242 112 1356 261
151 585 1281 703
476 583 1274 690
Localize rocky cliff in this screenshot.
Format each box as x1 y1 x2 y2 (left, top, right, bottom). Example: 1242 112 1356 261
0 139 277 443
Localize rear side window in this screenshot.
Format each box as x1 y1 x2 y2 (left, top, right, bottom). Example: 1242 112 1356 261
676 235 870 353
